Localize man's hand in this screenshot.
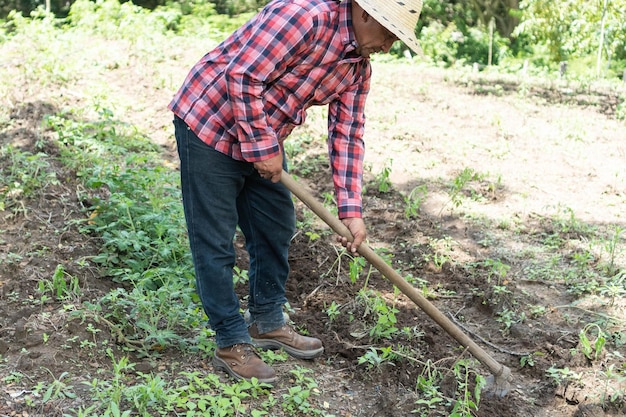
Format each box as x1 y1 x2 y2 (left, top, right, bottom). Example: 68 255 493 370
254 154 283 183
337 217 366 255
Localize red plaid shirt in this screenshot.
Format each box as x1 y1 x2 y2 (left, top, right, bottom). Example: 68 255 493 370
169 0 371 218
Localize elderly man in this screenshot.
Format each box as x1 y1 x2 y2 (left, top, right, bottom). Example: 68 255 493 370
169 0 423 383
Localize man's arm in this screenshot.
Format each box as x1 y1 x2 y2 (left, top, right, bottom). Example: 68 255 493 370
223 4 318 164
327 63 371 251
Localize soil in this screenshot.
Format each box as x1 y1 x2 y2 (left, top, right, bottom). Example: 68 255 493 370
1 43 626 417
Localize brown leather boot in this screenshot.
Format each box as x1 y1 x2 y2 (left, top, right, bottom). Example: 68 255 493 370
249 323 324 360
213 344 276 383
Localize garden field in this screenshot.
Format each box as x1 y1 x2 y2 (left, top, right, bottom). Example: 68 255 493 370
1 4 626 416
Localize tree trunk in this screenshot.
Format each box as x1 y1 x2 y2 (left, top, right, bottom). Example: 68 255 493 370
469 0 520 38
596 0 609 77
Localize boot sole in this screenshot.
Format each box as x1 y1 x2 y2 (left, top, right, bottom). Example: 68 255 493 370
251 338 324 360
212 355 277 384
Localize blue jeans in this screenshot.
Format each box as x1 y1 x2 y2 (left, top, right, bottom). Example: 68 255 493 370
174 116 296 348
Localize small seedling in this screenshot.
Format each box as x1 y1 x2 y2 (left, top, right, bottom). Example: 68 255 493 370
233 266 249 285
375 159 394 193
578 324 606 361
325 301 341 322
404 185 427 219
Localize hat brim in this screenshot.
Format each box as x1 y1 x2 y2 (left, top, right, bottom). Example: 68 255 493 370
394 32 423 58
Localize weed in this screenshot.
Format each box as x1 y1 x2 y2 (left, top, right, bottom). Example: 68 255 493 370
423 237 454 269
195 327 217 356
414 362 445 415
481 258 510 284
602 226 624 276
374 159 394 193
3 371 25 384
445 167 483 211
232 265 249 285
219 382 253 413
259 349 288 365
578 323 606 361
0 145 59 214
325 300 341 322
320 191 339 217
305 230 321 241
520 354 535 368
80 349 210 416
523 255 564 282
567 277 601 296
46 112 203 351
36 370 77 403
357 347 395 373
541 232 565 249
528 304 547 318
600 270 626 306
551 206 595 236
38 264 81 301
599 356 626 406
0 251 23 267
324 247 375 286
281 367 321 416
400 326 425 341
371 303 399 340
413 359 484 417
356 289 399 341
571 249 596 271
79 339 97 350
492 284 512 297
495 308 522 335
349 255 368 284
546 366 582 385
449 359 485 417
284 134 314 160
403 184 428 219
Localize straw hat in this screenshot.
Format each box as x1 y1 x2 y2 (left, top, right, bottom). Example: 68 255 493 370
355 0 423 56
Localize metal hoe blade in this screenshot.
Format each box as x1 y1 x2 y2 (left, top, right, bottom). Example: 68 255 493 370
484 364 511 398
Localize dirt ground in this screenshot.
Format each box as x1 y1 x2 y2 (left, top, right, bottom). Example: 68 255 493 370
1 46 626 417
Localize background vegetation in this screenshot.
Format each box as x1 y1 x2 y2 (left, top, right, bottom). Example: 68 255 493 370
1 0 626 78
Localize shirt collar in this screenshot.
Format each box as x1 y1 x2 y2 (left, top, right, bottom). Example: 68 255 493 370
338 0 360 58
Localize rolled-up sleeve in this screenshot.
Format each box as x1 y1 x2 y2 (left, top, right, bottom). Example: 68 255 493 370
327 64 371 219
